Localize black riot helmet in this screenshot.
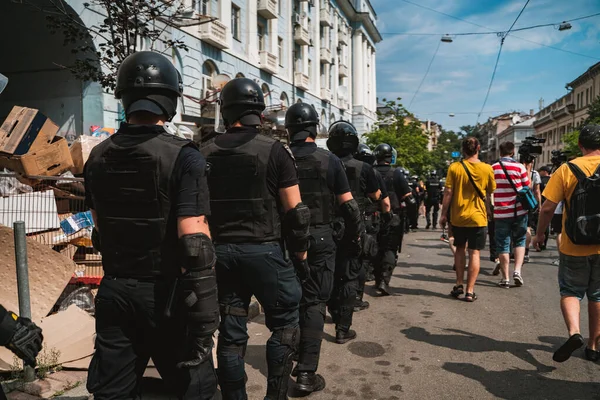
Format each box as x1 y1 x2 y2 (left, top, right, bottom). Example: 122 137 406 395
115 51 183 121
355 143 376 165
327 120 359 157
285 103 319 142
430 170 438 178
374 143 394 164
219 78 265 128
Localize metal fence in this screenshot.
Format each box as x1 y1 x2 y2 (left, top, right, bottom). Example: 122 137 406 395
0 172 102 315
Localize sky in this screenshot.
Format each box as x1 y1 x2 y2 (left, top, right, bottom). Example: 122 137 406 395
370 0 600 132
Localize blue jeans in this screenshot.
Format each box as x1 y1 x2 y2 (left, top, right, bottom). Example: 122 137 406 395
494 215 528 254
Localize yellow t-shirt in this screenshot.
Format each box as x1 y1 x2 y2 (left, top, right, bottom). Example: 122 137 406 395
542 155 600 257
445 160 496 228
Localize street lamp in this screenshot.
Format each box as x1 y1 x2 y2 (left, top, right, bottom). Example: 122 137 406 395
449 113 455 117
558 22 572 31
441 35 453 43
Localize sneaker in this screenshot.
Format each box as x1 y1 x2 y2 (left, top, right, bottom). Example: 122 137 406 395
513 272 524 287
492 262 501 276
552 259 560 266
498 279 510 288
524 254 530 263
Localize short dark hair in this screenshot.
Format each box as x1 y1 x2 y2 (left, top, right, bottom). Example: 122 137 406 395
462 137 480 157
579 125 600 150
499 141 515 157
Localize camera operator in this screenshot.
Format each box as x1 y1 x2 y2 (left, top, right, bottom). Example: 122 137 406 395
538 166 552 250
521 158 542 263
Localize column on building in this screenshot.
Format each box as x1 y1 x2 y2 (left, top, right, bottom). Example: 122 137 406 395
248 0 258 64
220 0 232 47
352 30 364 107
269 17 278 63
313 2 320 94
371 48 376 112
302 1 309 82
362 36 369 110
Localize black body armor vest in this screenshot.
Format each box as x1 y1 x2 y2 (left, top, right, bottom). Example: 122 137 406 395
375 165 400 210
86 129 190 278
202 134 281 243
341 156 368 213
293 147 335 226
426 178 442 202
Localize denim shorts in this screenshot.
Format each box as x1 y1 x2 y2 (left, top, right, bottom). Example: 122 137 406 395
558 253 600 302
494 214 528 254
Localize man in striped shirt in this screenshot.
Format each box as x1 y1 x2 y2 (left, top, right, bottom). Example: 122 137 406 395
492 142 531 288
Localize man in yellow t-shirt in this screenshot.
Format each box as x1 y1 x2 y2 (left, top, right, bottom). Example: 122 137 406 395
534 124 600 364
440 137 496 302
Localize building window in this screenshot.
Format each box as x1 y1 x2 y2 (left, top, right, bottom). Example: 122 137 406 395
257 22 266 51
280 92 289 107
278 0 282 15
262 84 271 107
307 59 312 79
586 88 590 106
231 4 241 41
294 44 302 72
201 60 218 99
278 37 284 66
196 0 209 15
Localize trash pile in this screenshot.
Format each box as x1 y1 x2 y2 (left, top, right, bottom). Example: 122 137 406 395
0 107 106 372
0 106 106 281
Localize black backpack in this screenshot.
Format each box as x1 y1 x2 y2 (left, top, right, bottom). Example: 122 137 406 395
565 162 600 245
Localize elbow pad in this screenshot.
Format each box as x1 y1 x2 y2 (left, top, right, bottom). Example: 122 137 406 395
339 199 364 238
179 233 219 336
283 202 311 252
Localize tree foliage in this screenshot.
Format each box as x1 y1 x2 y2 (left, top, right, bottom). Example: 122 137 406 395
363 98 430 177
459 124 484 142
562 95 600 158
45 0 190 91
429 129 463 177
584 95 600 126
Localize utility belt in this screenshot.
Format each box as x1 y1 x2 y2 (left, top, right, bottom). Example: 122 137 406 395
103 275 166 283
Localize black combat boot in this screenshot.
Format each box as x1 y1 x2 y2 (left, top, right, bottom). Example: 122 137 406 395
377 280 390 296
335 329 357 344
295 372 326 393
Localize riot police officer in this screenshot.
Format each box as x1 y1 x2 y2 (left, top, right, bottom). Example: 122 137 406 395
425 171 443 229
354 144 389 310
201 78 306 400
373 144 413 294
85 51 219 399
409 175 422 230
284 104 364 394
0 304 43 400
326 121 390 343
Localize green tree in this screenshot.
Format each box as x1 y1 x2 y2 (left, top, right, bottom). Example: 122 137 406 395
429 129 462 177
459 124 483 141
562 130 582 157
364 98 430 176
584 95 600 125
43 0 191 91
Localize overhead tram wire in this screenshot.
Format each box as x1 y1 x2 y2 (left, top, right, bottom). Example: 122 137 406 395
395 0 600 60
408 39 442 109
477 0 531 123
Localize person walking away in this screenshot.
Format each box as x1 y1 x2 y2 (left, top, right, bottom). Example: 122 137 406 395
85 51 219 400
425 171 443 229
440 137 495 302
354 144 388 310
523 161 542 263
373 143 413 295
326 121 389 344
539 166 552 250
284 104 364 393
201 78 307 400
491 142 531 288
534 125 600 363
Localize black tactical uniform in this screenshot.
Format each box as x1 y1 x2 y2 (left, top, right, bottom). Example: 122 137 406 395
284 103 363 394
0 304 43 400
425 172 443 229
354 144 388 309
409 176 421 229
326 121 380 344
373 144 412 294
85 52 219 400
200 78 306 400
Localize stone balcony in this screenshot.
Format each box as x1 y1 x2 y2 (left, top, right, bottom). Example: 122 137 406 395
294 72 310 91
320 5 333 26
259 50 278 75
294 25 311 46
257 0 278 19
199 19 228 49
339 63 349 77
320 47 332 63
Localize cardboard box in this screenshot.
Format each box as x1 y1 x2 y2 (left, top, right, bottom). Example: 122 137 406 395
69 135 103 175
0 106 57 156
0 136 74 176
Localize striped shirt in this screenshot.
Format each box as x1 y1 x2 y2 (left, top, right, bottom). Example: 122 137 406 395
492 157 531 219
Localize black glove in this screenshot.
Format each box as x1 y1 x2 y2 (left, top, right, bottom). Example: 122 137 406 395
293 258 311 284
6 313 43 367
346 234 362 258
177 334 213 369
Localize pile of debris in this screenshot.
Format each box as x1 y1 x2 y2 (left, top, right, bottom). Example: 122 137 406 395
0 106 106 281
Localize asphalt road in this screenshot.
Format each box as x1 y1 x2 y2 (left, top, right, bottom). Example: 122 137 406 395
61 218 600 400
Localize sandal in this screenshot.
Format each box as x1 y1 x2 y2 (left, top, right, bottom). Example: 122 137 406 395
450 285 464 298
464 292 478 302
